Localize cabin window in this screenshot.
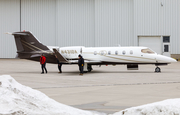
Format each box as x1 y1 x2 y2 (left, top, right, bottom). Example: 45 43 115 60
141 48 155 54
94 51 97 55
100 51 104 55
122 50 126 55
130 50 133 55
115 51 118 55
108 51 111 55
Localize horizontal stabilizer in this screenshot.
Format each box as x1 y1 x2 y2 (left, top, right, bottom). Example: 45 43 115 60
5 32 12 35
53 48 68 62
12 32 29 36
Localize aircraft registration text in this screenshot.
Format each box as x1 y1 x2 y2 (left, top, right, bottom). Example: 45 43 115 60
61 50 78 54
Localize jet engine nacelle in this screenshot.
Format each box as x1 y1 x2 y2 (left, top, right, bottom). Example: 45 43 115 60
127 64 138 70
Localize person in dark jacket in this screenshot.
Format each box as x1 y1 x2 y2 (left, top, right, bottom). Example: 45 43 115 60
55 55 62 73
78 54 84 75
40 54 47 74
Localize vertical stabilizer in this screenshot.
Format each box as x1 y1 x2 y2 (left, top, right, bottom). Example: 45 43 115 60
12 31 50 58
12 31 49 52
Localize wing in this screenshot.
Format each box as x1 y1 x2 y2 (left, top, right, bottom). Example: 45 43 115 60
53 48 68 62
68 60 102 64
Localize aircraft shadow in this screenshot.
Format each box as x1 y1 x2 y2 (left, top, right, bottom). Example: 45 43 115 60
11 70 170 74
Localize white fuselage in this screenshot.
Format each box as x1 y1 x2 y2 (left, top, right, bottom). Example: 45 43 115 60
59 46 176 64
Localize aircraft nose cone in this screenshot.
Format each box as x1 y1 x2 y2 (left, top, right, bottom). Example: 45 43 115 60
171 58 177 62
165 56 177 63
156 55 177 63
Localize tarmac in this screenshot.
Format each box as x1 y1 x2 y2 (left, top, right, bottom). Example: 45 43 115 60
0 59 180 114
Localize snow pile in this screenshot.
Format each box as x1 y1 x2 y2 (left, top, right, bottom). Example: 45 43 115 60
113 99 180 115
1 75 180 115
0 75 102 115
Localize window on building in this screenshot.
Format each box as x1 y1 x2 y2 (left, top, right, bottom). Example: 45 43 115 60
164 45 169 52
163 36 170 43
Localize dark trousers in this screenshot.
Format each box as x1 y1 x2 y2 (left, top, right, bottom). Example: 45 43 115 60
58 64 62 72
41 63 47 73
79 66 84 74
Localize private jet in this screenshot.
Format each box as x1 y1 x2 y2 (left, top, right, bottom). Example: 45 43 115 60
8 31 176 72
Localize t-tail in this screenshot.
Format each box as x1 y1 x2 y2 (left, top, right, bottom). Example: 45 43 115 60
10 31 56 63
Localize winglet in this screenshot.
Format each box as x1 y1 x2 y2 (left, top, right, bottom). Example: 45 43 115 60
53 48 68 62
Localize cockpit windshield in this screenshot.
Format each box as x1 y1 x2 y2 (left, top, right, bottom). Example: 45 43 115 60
141 48 155 54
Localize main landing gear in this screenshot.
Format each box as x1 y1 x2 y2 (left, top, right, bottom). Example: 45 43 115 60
83 63 93 72
87 64 93 72
155 66 161 73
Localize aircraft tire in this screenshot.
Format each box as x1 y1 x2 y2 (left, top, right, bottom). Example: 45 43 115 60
155 67 161 73
87 68 92 72
87 65 92 72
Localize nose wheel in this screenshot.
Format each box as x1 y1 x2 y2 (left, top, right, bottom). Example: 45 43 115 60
155 67 161 73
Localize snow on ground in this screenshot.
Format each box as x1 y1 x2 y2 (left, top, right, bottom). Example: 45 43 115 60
0 75 105 115
113 99 180 115
1 75 180 115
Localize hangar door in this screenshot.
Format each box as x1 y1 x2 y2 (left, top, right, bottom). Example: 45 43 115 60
0 0 20 58
138 36 162 54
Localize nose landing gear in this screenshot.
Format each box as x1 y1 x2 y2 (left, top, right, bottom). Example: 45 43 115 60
155 67 161 73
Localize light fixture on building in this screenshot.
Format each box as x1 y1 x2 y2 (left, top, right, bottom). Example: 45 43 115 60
161 2 163 6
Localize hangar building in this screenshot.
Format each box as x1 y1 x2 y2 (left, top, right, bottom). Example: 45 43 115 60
0 0 180 59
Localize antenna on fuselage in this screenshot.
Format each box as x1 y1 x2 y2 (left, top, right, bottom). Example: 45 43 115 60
118 44 121 47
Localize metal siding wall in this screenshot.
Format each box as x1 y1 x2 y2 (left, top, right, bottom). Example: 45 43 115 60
95 0 134 47
21 0 56 46
134 0 180 54
177 0 180 54
0 0 20 58
1 0 180 58
56 0 95 47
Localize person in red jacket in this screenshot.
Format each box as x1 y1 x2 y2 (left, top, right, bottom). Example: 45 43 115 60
40 54 47 74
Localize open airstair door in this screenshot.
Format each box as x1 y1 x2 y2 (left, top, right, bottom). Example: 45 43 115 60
53 49 68 63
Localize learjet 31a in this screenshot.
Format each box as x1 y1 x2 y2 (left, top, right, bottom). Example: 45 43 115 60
8 31 176 72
